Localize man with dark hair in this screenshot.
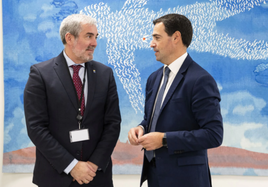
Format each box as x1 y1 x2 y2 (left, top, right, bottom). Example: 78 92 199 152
128 13 223 187
24 14 121 187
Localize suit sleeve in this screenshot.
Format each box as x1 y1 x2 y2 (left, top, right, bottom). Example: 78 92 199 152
167 73 223 155
24 65 74 173
88 69 121 171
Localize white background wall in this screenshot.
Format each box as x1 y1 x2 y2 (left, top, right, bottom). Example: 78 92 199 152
1 0 268 186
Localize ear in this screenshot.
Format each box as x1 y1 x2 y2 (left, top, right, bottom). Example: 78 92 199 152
173 31 182 44
65 33 74 45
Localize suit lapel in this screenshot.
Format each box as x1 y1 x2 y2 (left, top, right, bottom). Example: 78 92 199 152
53 52 78 110
83 61 96 118
161 55 193 112
147 68 163 126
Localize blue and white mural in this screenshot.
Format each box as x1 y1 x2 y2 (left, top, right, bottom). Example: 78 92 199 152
3 0 268 175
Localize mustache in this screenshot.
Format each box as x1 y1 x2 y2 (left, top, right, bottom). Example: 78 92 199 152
86 46 95 50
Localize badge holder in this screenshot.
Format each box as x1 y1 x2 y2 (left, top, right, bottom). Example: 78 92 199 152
69 66 90 143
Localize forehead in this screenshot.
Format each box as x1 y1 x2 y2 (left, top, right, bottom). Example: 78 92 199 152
152 22 167 36
80 23 98 35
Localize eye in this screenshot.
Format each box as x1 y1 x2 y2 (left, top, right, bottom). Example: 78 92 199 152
152 35 160 41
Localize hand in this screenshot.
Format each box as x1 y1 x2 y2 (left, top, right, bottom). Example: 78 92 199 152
87 161 98 172
128 126 144 145
138 132 164 151
70 161 96 185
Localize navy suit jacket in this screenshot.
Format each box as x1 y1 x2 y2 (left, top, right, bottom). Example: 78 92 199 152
24 52 121 187
140 54 223 187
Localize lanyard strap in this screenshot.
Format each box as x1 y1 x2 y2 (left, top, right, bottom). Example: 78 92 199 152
76 64 87 128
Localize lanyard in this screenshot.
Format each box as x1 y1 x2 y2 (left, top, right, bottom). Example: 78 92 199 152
76 64 86 129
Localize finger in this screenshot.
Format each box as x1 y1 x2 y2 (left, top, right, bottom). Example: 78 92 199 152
88 170 96 178
128 133 138 145
137 127 144 138
137 130 143 139
83 179 89 184
87 164 96 173
139 139 152 148
87 174 95 180
87 161 98 172
138 135 146 143
85 175 94 182
128 133 134 142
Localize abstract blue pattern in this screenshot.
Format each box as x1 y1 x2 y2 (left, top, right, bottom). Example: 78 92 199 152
2 0 268 175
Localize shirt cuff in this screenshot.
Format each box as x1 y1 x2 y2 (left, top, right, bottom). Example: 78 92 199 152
64 159 78 174
138 125 145 133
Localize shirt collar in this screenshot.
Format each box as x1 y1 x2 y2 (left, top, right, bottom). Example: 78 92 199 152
164 52 188 75
63 50 85 68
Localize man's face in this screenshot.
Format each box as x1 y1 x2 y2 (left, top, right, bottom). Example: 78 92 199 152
71 23 98 64
150 22 174 65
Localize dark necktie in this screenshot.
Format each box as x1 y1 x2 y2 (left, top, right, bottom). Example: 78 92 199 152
71 65 85 116
145 66 171 162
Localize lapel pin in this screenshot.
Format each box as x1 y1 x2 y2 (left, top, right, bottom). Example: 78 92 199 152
93 70 96 73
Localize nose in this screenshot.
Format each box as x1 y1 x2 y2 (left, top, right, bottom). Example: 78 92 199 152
88 37 97 47
150 40 155 48
91 37 97 47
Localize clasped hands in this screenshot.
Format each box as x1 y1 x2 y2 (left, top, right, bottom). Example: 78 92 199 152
128 126 164 150
70 161 98 185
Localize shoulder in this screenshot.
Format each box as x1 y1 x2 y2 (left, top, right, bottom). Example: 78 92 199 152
186 56 215 81
87 60 113 73
32 53 64 70
89 60 110 68
186 58 220 97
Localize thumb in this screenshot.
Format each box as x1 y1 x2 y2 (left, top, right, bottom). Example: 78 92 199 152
137 127 144 138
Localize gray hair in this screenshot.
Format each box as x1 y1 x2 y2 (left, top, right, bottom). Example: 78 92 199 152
59 14 97 45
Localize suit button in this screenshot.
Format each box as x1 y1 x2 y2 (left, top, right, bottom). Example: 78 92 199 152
76 151 80 157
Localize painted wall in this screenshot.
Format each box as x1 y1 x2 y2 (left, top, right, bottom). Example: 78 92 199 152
1 0 268 186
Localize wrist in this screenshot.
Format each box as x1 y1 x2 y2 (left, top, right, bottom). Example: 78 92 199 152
138 125 145 134
162 133 167 147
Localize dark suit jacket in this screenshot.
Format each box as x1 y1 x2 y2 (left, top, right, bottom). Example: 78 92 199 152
140 54 223 187
24 52 121 187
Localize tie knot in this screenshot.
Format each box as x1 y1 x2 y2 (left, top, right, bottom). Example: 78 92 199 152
71 65 82 73
165 67 170 77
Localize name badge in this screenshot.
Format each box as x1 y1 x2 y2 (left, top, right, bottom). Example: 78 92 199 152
69 129 90 143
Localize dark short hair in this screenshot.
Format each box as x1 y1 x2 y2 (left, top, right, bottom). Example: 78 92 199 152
153 14 193 48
